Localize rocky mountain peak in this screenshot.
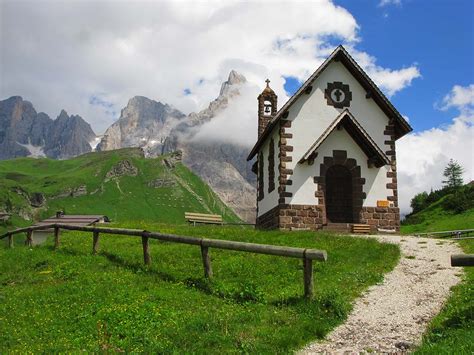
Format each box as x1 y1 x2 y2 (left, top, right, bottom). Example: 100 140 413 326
228 70 246 85
219 70 246 97
57 109 70 120
0 96 96 160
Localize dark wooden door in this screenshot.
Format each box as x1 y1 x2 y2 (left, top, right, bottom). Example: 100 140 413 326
325 165 353 223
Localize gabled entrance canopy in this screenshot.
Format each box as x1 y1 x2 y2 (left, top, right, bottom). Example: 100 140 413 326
299 109 390 168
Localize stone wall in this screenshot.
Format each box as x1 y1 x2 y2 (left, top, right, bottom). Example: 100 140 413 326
256 204 325 230
256 205 279 230
359 206 400 231
279 204 325 230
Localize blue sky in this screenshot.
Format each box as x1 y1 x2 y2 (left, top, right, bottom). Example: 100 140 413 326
284 0 474 132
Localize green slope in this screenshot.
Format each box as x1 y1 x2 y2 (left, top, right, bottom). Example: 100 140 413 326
401 191 474 234
0 148 240 233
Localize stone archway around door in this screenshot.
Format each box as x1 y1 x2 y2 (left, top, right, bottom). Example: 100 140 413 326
314 150 366 225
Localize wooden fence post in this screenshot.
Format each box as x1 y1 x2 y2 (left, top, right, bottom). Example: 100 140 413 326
54 227 60 249
200 245 213 278
8 233 13 248
303 257 314 299
25 230 33 247
142 235 151 266
92 231 100 255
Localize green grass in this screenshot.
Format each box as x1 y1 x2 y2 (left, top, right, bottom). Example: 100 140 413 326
401 197 474 234
415 240 474 354
0 224 400 353
0 148 240 236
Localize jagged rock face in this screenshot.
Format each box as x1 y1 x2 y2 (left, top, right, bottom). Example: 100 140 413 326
97 96 186 153
0 96 96 159
105 160 139 181
160 71 257 221
95 71 257 221
45 110 97 159
181 146 256 222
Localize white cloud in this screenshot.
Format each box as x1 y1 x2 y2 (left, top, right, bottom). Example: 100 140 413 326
397 85 474 215
349 48 421 97
1 0 420 133
438 84 474 112
378 0 402 7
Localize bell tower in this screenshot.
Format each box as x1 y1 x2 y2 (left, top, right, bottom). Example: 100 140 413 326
257 79 278 138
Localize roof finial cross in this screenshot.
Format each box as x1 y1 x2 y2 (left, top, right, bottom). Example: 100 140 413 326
265 78 270 87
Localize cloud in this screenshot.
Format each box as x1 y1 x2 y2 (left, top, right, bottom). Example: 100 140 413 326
348 48 421 96
438 84 474 112
1 0 420 133
190 81 261 147
378 0 402 7
397 85 474 215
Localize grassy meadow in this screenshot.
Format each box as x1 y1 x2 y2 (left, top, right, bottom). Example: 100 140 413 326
0 224 400 353
0 149 240 235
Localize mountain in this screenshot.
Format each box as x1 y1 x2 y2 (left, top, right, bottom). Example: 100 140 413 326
97 71 257 222
0 148 240 231
97 96 186 152
0 96 96 159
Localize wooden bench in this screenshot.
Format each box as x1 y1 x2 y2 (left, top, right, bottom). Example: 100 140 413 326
352 224 371 234
185 212 223 226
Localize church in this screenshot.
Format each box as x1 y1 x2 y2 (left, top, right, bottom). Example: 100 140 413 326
247 45 411 232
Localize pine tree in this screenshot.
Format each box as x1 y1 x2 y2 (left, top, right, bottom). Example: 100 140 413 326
442 159 464 188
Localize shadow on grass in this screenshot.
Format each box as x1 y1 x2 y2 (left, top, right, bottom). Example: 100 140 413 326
100 250 177 283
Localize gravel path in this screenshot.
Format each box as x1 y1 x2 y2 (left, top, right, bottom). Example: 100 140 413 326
301 235 463 354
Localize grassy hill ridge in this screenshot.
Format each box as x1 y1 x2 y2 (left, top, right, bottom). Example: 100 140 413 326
0 148 240 233
401 184 474 234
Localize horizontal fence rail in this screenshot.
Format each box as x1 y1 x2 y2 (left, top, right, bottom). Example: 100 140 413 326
1 223 327 299
451 254 474 267
415 229 473 238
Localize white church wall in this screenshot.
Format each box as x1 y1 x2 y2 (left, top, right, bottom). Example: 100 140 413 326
288 128 392 206
257 127 280 216
284 60 390 174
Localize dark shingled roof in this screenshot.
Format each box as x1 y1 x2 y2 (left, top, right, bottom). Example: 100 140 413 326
247 45 412 161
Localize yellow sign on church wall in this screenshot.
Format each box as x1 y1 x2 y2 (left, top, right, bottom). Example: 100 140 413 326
377 200 390 208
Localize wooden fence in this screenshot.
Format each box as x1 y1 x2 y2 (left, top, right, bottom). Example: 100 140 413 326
415 228 474 239
451 254 474 267
0 223 327 299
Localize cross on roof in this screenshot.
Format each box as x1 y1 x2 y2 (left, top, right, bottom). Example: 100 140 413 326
265 78 270 87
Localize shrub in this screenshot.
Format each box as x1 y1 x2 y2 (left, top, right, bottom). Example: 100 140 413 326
442 185 474 214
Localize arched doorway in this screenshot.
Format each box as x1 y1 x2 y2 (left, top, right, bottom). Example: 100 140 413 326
325 165 353 223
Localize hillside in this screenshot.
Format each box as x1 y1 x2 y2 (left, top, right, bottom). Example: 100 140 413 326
401 185 474 234
0 148 240 232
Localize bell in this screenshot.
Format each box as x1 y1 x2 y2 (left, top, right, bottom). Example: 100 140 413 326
264 104 271 113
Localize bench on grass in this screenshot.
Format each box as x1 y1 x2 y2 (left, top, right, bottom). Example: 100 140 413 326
352 224 371 234
185 212 223 226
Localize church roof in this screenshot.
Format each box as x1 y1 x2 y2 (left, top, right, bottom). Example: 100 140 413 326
247 45 412 161
299 109 390 168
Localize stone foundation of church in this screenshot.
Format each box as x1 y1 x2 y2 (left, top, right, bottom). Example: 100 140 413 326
359 206 400 232
256 204 326 230
257 205 400 232
256 205 280 230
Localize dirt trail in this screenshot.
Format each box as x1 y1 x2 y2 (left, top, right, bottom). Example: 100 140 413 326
301 235 463 354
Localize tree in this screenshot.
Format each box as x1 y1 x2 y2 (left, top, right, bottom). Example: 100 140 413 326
442 159 464 188
410 191 428 214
